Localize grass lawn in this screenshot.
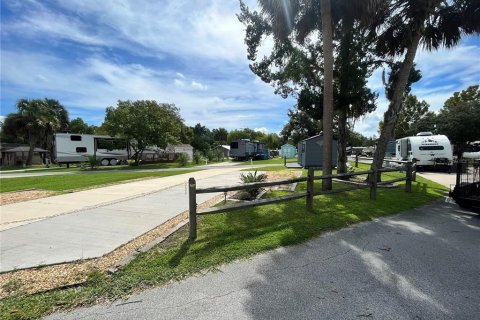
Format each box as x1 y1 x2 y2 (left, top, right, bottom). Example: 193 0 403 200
234 157 297 165
0 170 197 193
242 165 302 172
0 164 447 319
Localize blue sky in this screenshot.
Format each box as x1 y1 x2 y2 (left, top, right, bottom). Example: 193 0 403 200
1 0 479 137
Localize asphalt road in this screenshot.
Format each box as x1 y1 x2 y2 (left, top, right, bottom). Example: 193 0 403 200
47 200 480 320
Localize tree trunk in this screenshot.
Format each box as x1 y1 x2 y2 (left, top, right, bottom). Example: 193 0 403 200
26 133 37 166
320 0 334 191
337 110 348 175
371 30 423 179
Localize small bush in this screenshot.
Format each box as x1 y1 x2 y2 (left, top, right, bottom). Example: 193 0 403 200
193 152 202 165
203 150 214 162
239 170 268 200
176 153 189 167
214 149 224 162
86 155 100 169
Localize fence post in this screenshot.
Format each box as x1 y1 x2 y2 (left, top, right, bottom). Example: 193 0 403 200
284 156 287 167
188 177 197 240
369 168 377 200
405 162 412 193
412 160 417 182
355 154 359 168
306 167 314 211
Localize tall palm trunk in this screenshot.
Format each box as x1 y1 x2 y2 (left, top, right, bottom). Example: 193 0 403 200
337 109 348 175
27 131 38 166
372 29 423 178
320 0 334 191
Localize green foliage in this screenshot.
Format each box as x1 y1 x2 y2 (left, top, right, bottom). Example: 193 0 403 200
227 128 265 144
176 153 189 167
212 128 228 145
213 148 224 162
190 123 213 153
104 100 183 165
192 151 202 165
69 117 96 134
203 149 214 162
394 95 436 138
85 156 100 169
437 85 480 148
259 133 280 150
239 170 268 200
5 98 69 165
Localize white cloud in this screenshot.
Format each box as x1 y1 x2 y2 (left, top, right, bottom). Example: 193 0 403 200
174 79 186 87
176 72 185 79
191 81 208 91
254 127 268 134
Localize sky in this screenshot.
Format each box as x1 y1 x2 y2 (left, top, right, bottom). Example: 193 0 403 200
1 0 479 137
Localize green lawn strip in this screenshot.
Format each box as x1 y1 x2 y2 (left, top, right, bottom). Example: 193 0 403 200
0 168 447 320
234 157 297 165
0 170 197 193
242 165 301 172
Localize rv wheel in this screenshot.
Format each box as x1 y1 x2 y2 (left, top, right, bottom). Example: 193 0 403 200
101 159 110 166
109 159 118 166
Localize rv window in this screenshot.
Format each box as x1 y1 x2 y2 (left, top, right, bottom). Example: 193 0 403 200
419 146 444 151
71 135 82 141
76 147 87 153
230 142 239 149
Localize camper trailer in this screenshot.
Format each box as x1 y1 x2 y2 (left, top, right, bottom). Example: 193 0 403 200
54 133 129 165
229 139 268 160
395 132 453 170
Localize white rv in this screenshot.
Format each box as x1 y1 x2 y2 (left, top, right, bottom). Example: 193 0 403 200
395 132 453 170
53 133 129 165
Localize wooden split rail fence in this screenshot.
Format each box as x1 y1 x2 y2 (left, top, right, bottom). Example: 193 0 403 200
188 160 416 239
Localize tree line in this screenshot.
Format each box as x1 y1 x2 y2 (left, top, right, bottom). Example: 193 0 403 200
1 99 288 166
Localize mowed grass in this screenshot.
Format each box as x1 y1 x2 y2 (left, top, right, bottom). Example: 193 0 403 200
0 163 447 320
0 170 197 193
234 157 297 165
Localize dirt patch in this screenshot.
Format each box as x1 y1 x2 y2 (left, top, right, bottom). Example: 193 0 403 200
0 190 56 205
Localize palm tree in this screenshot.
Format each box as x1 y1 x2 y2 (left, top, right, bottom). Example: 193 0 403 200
16 99 66 165
372 0 480 175
257 0 384 190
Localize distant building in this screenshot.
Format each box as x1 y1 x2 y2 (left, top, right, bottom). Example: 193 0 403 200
214 145 230 158
166 144 194 161
0 143 47 166
279 144 296 158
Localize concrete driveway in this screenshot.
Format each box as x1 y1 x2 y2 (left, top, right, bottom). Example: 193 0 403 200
0 167 245 272
47 200 480 320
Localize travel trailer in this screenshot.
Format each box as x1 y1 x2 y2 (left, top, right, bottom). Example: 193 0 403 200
229 139 268 160
395 132 453 170
53 133 129 165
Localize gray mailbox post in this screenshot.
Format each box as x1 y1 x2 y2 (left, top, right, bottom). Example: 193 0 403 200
297 134 338 168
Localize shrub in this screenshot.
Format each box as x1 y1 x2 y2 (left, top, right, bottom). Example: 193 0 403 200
193 151 202 165
176 153 189 167
86 155 100 169
203 150 214 162
214 149 224 162
238 170 268 200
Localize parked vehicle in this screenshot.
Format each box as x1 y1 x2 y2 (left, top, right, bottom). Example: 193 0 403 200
230 139 269 160
53 133 129 165
395 132 453 171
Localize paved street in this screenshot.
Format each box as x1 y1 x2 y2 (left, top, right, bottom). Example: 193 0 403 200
0 167 246 272
47 201 480 320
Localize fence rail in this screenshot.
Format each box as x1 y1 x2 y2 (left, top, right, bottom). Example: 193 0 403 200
188 162 416 239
